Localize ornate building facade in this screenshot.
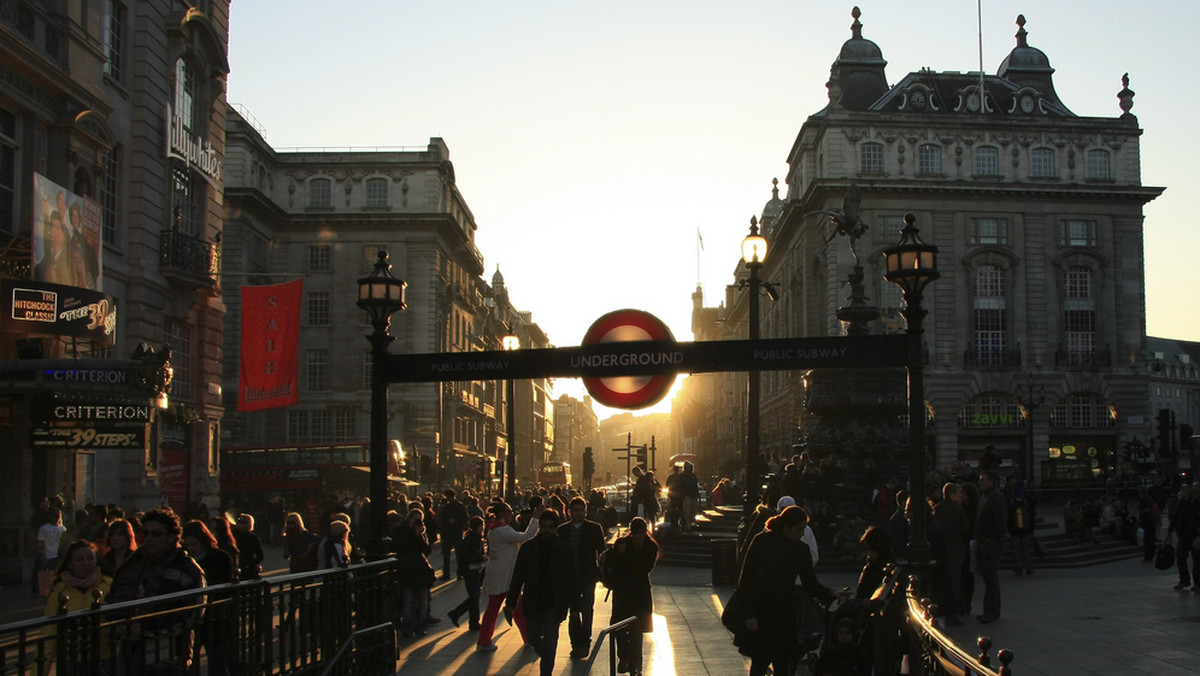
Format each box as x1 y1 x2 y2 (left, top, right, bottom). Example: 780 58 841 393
691 10 1162 487
0 1 230 579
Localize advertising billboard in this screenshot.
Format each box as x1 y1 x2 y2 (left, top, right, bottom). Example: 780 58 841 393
32 173 103 291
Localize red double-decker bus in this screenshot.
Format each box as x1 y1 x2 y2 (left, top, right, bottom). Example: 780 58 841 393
220 441 407 526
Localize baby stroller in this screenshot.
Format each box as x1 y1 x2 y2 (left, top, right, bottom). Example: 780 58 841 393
798 595 871 676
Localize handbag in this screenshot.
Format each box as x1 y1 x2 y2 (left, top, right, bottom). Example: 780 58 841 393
720 587 745 634
1155 542 1176 571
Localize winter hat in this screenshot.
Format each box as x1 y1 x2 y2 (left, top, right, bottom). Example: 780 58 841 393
776 496 796 511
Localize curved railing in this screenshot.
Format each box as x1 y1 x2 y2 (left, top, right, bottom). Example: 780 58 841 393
906 583 1014 676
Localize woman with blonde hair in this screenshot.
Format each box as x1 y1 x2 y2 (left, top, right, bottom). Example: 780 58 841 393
321 520 352 569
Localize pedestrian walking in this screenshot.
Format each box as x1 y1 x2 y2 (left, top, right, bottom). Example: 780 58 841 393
607 517 659 676
447 516 487 630
932 482 969 626
392 508 436 638
727 506 848 676
974 470 1008 623
506 509 576 676
438 489 469 580
1165 481 1200 590
476 501 540 651
557 495 608 659
1008 496 1035 576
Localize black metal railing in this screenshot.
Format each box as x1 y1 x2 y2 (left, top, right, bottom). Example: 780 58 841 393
1055 346 1112 368
907 584 1014 676
0 560 399 676
964 348 1023 368
161 229 221 283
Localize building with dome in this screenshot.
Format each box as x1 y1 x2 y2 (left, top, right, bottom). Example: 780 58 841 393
683 9 1163 488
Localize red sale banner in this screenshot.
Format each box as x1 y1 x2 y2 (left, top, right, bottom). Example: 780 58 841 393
238 279 302 411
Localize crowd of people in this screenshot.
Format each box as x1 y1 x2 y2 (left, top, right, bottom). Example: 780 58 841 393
25 456 1199 676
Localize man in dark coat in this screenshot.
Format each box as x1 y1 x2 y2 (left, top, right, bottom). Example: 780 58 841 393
608 517 659 676
974 470 1008 623
558 496 608 659
507 509 576 676
932 482 969 626
1166 481 1200 590
437 488 469 579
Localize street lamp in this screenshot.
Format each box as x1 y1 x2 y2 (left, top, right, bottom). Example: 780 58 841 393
1017 372 1047 485
357 250 407 561
502 333 520 502
742 216 768 521
883 213 939 567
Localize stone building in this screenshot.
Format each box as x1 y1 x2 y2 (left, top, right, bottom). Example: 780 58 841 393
694 9 1163 488
0 0 230 585
221 109 554 497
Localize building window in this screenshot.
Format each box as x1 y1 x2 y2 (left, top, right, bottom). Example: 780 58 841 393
287 410 305 442
103 1 125 80
969 217 1008 245
334 409 357 440
365 178 388 207
1064 267 1095 355
1050 394 1116 428
975 146 1000 176
1060 219 1097 247
100 148 118 244
1031 147 1055 178
972 265 1007 365
248 232 268 273
308 179 332 208
1086 149 1111 180
307 291 329 325
174 59 196 134
164 318 192 400
306 349 328 391
860 142 883 174
917 144 942 175
0 109 16 235
309 410 332 442
172 164 197 236
308 244 331 271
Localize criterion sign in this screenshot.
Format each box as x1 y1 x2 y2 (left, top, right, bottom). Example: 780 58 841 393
580 309 678 409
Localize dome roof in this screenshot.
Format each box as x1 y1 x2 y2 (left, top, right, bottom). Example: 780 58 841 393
492 265 504 287
760 178 785 239
997 14 1053 76
838 6 885 64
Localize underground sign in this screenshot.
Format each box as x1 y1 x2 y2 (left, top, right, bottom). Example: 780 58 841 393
581 309 677 409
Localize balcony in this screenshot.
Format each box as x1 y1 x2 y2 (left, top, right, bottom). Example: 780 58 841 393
160 229 220 288
964 347 1023 368
1056 346 1112 369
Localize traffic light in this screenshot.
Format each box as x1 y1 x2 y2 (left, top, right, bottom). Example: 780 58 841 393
583 447 595 480
1181 424 1195 451
1157 408 1173 456
478 457 487 477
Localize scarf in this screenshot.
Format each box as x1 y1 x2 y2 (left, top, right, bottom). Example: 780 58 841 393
62 568 99 591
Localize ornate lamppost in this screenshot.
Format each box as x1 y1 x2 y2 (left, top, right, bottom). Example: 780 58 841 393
502 333 520 502
883 213 939 567
741 216 768 521
357 251 407 561
1017 372 1047 485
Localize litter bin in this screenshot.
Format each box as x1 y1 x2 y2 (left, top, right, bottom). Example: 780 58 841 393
711 538 738 585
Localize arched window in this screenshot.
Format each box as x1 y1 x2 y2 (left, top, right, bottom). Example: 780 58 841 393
917 144 942 175
970 264 1008 366
1050 393 1116 428
859 142 883 174
174 58 197 134
308 178 332 208
975 146 1000 176
1086 149 1111 180
1031 147 1055 178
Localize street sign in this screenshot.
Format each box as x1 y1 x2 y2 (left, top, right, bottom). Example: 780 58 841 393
385 334 908 383
580 309 677 409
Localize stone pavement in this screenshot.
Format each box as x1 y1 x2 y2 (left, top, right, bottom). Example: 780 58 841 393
404 556 1200 675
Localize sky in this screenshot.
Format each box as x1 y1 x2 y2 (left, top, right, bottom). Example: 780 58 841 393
226 1 1200 420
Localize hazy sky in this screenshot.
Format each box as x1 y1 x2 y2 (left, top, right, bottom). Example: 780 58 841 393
226 1 1199 419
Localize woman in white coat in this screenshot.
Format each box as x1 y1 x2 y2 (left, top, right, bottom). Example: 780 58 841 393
475 501 540 651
